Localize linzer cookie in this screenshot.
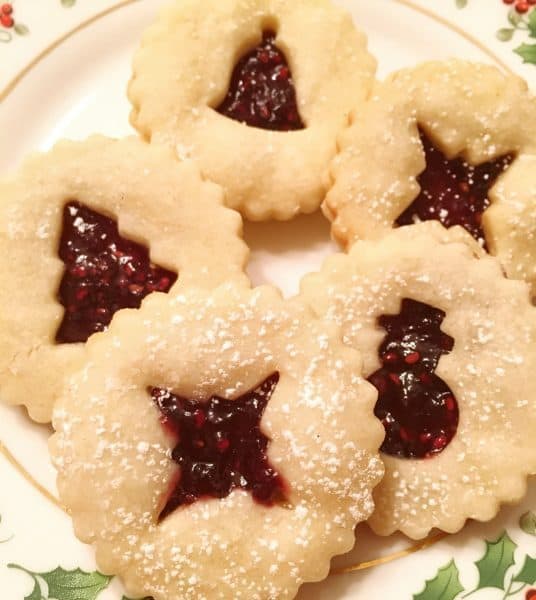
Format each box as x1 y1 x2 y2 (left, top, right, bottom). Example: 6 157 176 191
323 60 536 292
128 0 376 220
50 284 384 599
0 136 248 422
300 223 536 539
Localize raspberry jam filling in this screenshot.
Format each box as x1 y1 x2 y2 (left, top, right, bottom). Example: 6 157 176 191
56 201 177 344
367 299 458 459
151 372 287 521
396 130 514 248
216 30 304 131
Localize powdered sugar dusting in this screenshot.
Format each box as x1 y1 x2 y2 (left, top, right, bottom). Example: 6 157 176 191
51 284 384 598
324 60 536 292
300 225 536 539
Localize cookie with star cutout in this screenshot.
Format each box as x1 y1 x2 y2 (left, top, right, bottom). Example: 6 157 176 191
300 222 536 539
0 136 248 422
128 0 376 220
50 284 384 599
323 60 536 293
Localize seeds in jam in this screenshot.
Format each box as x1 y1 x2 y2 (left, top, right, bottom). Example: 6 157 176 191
151 372 287 521
367 299 459 459
216 30 305 131
396 130 514 248
56 201 177 344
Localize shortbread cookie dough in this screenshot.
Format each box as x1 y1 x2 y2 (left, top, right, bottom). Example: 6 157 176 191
128 0 376 220
300 222 536 539
50 284 384 600
324 60 536 291
0 136 248 422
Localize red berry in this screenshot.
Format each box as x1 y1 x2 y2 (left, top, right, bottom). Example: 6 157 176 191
525 590 536 600
528 0 536 4
1 3 12 14
516 0 530 11
503 0 515 4
0 13 13 27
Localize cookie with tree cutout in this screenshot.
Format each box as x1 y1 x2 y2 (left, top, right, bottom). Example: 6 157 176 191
0 136 248 422
323 60 536 294
300 222 536 539
128 0 376 220
50 284 384 599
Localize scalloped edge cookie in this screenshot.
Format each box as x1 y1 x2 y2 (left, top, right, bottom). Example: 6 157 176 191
323 60 536 292
300 222 536 539
0 136 248 422
128 0 376 221
50 283 384 599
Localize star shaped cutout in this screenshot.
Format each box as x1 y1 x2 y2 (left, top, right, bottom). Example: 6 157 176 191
150 372 287 521
396 129 514 248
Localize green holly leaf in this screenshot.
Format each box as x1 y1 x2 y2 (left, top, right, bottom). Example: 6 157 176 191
513 555 536 586
455 0 468 8
528 9 536 37
413 560 464 600
36 567 112 600
508 9 523 26
497 28 515 42
9 564 113 600
474 531 517 591
7 566 43 600
520 511 536 535
14 23 29 36
514 42 536 64
24 580 43 600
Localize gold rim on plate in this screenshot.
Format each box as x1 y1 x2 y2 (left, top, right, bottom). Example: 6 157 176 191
0 0 511 576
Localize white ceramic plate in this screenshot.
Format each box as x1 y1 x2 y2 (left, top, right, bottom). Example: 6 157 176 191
0 1 535 599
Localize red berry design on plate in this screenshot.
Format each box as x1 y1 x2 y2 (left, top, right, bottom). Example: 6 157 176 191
368 299 459 459
526 590 536 600
0 13 13 28
396 130 513 248
151 372 287 521
216 30 305 131
503 0 536 11
55 201 177 344
0 3 13 27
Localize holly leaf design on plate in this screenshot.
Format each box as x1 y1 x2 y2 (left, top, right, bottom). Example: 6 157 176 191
413 560 464 600
8 564 112 600
21 579 42 600
528 9 536 38
14 23 29 36
520 511 536 535
514 42 536 65
497 28 515 42
39 567 112 600
513 555 536 586
474 531 517 591
508 9 524 26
